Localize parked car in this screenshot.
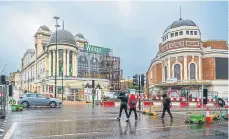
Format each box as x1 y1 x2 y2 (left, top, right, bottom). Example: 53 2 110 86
18 93 62 108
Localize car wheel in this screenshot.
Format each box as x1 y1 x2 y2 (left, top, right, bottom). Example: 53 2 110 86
22 101 29 108
49 102 56 108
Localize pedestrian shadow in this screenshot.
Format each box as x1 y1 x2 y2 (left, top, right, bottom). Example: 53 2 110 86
118 120 138 136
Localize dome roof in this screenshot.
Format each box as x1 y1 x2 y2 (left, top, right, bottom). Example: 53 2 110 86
164 19 197 33
49 30 76 46
75 33 85 39
39 25 50 31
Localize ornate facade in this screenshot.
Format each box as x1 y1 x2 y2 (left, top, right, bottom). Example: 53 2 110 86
146 18 229 98
18 25 121 100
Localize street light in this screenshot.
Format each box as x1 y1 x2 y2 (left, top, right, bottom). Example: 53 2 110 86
53 16 60 98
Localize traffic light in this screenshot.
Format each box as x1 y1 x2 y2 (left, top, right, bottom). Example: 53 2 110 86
203 89 208 104
0 75 6 85
133 74 138 86
141 74 145 86
9 85 13 97
92 80 95 88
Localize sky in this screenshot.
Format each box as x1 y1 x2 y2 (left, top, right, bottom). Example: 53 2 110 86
0 1 228 78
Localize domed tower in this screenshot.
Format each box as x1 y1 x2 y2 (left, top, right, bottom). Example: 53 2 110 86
75 33 88 50
48 29 78 77
34 25 52 57
158 18 203 82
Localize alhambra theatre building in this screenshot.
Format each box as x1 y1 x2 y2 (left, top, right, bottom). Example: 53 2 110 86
146 18 229 100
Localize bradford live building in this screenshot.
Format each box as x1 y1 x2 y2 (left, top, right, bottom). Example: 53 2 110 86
14 25 120 100
146 17 229 99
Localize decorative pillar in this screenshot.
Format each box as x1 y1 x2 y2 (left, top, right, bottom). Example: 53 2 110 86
168 57 171 79
184 55 187 80
199 56 202 80
63 50 66 76
66 50 69 76
57 49 59 76
75 52 78 77
48 50 51 76
72 52 76 76
53 50 56 76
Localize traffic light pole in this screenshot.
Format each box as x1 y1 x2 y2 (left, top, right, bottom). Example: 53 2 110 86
138 75 141 111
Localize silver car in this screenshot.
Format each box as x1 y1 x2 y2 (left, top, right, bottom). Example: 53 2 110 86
18 93 62 108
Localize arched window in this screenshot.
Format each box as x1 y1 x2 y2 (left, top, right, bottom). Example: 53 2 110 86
90 57 99 75
78 55 88 77
164 66 167 81
190 63 196 79
58 49 64 76
51 50 53 76
174 64 181 80
69 51 73 76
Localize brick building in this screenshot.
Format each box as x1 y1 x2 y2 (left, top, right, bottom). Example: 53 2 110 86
146 18 228 99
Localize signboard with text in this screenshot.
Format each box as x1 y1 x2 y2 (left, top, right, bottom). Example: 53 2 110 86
84 44 111 55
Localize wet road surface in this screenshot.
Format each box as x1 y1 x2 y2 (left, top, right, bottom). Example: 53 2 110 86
0 104 228 139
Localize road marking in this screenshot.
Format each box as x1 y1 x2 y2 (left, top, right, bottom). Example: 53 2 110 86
3 122 17 139
17 117 118 124
26 131 102 139
71 110 80 112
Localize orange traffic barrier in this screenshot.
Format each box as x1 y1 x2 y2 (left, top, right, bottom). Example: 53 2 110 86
102 101 115 107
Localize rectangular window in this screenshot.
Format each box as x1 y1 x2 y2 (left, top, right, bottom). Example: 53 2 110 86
175 32 178 36
167 35 168 39
194 31 197 35
170 33 174 37
179 31 183 35
186 31 189 35
190 31 193 35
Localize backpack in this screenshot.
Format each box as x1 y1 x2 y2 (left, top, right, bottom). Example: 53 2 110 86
130 100 137 106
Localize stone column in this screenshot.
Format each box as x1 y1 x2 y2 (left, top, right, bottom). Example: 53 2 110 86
66 50 69 76
72 52 76 76
53 50 56 76
184 55 187 80
48 50 51 76
63 50 66 76
168 57 170 79
75 51 78 77
57 49 59 76
199 56 202 80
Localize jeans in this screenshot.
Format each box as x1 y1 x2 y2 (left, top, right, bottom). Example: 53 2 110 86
128 108 138 119
119 104 128 118
161 106 173 118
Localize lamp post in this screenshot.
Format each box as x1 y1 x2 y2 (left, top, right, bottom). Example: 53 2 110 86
60 59 63 102
53 16 60 98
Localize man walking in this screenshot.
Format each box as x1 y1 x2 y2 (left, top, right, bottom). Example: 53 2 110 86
160 94 173 119
117 92 128 121
126 94 138 122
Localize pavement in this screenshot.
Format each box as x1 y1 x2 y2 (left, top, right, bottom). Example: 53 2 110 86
0 103 228 139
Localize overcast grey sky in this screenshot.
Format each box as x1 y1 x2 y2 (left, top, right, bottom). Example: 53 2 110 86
0 1 228 77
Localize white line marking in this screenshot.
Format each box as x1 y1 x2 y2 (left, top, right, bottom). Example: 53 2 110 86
26 131 101 139
3 122 17 139
71 110 80 112
136 124 189 131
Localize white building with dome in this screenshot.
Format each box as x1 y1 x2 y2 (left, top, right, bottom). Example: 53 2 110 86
146 18 229 99
18 25 120 100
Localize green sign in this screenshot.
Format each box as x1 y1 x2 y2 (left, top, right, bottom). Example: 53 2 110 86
84 44 111 55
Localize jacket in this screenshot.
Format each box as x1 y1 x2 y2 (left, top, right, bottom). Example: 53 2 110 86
117 93 128 106
163 97 171 108
128 94 137 108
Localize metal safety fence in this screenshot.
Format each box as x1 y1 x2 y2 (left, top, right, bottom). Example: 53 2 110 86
0 85 9 119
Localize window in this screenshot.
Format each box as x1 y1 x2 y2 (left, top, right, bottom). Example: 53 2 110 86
164 66 167 81
36 94 47 98
190 63 196 79
174 64 181 80
27 94 36 97
175 32 178 36
163 37 164 42
190 31 193 35
194 31 197 35
170 33 174 37
78 55 89 77
179 31 183 35
167 35 168 39
186 31 189 35
58 49 64 76
90 57 99 75
69 51 73 76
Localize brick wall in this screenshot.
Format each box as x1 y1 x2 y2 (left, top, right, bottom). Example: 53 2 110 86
203 40 228 50
202 57 215 80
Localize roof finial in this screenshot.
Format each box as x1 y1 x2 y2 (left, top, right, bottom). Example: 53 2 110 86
179 6 182 20
62 20 64 30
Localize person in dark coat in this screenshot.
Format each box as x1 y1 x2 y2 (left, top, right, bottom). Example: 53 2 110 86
126 94 138 122
117 92 128 121
160 94 173 119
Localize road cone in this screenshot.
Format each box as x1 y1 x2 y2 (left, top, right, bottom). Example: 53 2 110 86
205 107 211 124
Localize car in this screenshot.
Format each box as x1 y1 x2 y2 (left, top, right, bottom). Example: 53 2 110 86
18 93 62 108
